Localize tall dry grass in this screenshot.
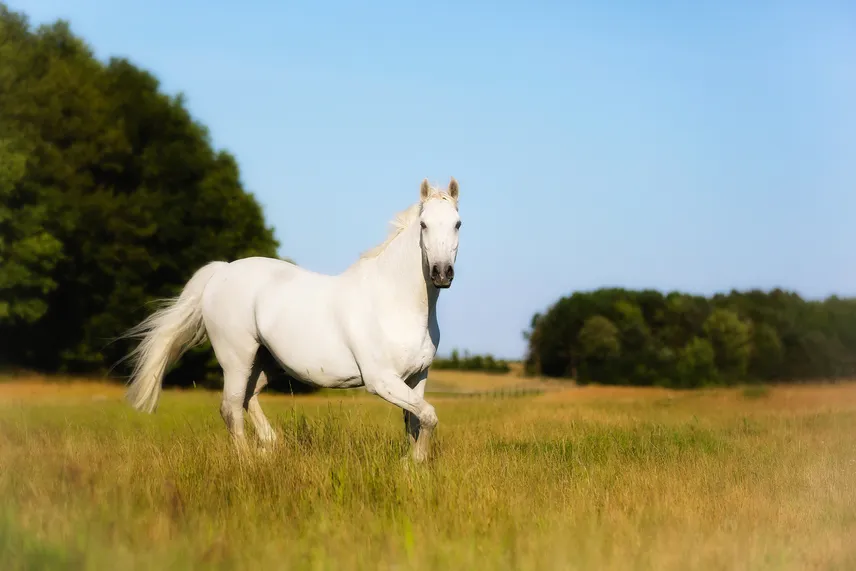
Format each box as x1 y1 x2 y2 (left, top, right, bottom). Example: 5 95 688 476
1 379 854 570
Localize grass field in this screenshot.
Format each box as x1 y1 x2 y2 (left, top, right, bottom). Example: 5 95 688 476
1 374 855 570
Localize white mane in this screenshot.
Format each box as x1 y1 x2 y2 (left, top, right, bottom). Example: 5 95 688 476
359 187 457 260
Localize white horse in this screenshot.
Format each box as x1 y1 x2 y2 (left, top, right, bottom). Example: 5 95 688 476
122 178 462 462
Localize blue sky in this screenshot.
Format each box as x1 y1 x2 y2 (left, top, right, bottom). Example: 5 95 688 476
11 0 856 359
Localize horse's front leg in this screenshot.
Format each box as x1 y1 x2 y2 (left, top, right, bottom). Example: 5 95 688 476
364 371 437 463
404 370 429 447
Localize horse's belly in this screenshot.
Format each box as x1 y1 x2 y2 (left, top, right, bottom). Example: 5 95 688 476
257 284 362 389
265 328 362 389
274 348 363 389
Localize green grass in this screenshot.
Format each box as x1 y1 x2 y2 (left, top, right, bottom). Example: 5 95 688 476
1 382 855 570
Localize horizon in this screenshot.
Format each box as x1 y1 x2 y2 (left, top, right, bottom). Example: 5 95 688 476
10 0 856 360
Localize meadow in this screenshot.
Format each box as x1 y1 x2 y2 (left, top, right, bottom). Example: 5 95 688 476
1 371 855 570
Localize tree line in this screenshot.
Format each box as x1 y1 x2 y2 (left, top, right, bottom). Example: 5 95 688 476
431 349 512 374
523 288 856 388
0 5 300 389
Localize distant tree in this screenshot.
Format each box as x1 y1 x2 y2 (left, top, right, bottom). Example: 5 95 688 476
522 313 542 375
431 349 511 374
525 286 856 388
702 309 751 384
578 315 620 360
657 293 709 350
469 354 484 371
612 299 657 385
748 322 783 381
577 315 620 383
675 337 717 388
449 348 460 369
0 136 63 326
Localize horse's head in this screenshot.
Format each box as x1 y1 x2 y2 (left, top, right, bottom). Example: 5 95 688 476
418 177 461 289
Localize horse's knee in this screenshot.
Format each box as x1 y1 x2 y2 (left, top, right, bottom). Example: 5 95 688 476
419 403 438 429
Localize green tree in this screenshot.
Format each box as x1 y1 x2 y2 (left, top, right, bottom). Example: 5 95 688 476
702 308 752 383
0 5 281 384
0 9 65 333
612 299 657 385
748 322 783 381
449 349 460 369
578 316 620 360
657 293 709 350
0 137 63 326
577 315 621 383
675 337 717 388
525 285 856 387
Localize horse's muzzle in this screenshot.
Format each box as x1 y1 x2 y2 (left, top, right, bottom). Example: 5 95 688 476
431 263 454 288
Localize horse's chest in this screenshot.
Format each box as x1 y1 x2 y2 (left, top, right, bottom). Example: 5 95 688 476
401 337 437 378
370 294 440 379
390 328 437 379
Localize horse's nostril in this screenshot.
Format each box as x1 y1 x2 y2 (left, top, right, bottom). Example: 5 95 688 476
447 266 454 278
431 265 440 279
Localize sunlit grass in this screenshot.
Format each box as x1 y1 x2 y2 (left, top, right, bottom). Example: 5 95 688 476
1 379 854 570
741 384 771 400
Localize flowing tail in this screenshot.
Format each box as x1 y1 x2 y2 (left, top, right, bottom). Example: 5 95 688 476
123 261 228 413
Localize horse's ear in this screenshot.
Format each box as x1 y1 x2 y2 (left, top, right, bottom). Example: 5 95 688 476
420 178 431 202
448 177 459 201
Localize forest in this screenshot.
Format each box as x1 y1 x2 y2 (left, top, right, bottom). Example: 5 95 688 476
0 6 280 387
523 287 856 387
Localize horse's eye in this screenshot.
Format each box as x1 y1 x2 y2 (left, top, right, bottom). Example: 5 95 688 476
455 221 461 230
420 221 427 230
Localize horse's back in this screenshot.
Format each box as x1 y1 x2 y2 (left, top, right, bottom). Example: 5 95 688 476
227 256 305 278
200 257 302 340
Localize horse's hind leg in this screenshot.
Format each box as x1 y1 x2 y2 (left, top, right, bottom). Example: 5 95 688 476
247 393 276 448
210 334 259 453
244 346 278 448
220 367 251 452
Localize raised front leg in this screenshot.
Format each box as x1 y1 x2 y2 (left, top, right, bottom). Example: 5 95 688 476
364 371 437 463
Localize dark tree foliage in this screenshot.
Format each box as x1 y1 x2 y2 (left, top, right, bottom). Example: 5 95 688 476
0 6 316 391
524 288 856 388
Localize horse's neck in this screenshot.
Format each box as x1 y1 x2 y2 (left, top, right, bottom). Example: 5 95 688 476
372 222 438 318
